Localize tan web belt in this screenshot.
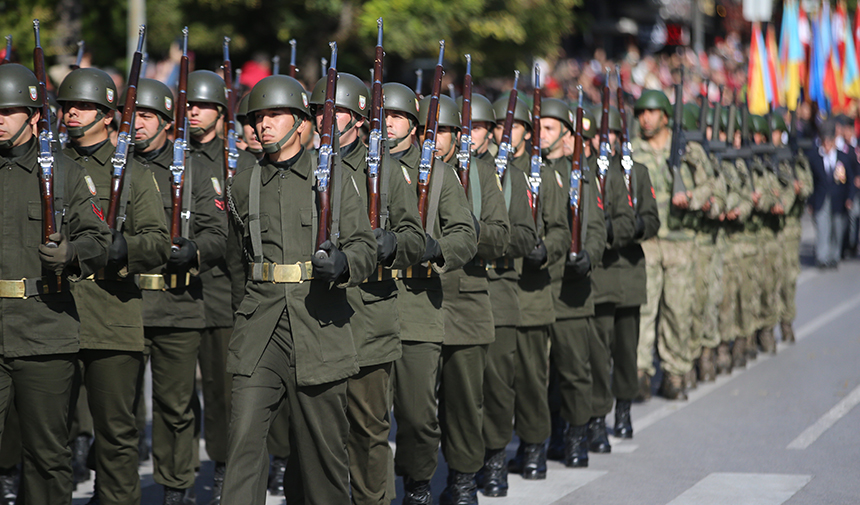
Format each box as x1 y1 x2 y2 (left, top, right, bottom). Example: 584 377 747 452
396 264 435 279
363 266 395 284
249 262 314 283
0 277 65 299
137 273 192 291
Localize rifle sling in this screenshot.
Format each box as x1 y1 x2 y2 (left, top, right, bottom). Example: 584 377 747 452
424 162 445 238
468 157 482 218
248 164 264 281
181 155 194 238
379 120 392 230
330 127 343 248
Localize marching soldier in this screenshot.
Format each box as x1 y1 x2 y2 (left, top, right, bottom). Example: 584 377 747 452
58 67 171 505
221 74 376 504
0 62 111 505
129 78 229 505
236 93 264 160
383 82 477 504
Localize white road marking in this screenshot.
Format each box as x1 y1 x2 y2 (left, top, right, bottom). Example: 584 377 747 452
787 383 860 450
794 291 860 341
666 473 812 505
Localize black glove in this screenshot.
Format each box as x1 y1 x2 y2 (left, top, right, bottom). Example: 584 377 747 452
166 237 198 273
634 212 645 239
471 212 481 240
604 211 614 245
523 239 548 270
311 240 349 282
107 229 128 268
421 234 442 263
566 249 591 277
374 228 398 265
39 233 76 275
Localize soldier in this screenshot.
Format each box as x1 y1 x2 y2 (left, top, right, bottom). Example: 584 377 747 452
416 94 510 503
631 90 711 400
489 95 568 478
129 78 229 505
184 69 258 501
473 92 536 497
0 62 110 505
383 82 477 504
236 93 264 160
57 67 171 505
221 74 376 504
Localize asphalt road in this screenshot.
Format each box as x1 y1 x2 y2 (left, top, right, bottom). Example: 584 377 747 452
74 216 860 504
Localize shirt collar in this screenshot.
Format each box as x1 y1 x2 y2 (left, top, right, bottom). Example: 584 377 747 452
260 147 311 185
1 138 38 173
190 137 222 161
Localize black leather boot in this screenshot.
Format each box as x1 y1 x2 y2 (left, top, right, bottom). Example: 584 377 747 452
164 486 196 505
439 470 478 505
402 476 432 505
208 462 225 505
506 442 525 474
547 411 567 461
0 466 19 505
563 424 589 468
267 457 286 496
587 416 612 453
613 400 633 439
476 448 507 497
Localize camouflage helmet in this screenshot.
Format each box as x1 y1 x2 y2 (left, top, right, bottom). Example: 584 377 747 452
541 98 575 132
121 78 174 121
750 114 770 136
382 82 420 124
309 73 370 119
770 113 787 132
0 63 42 110
683 103 700 131
492 95 532 129
458 93 496 124
57 67 118 111
247 75 310 153
418 95 461 130
576 105 596 139
634 89 671 118
593 105 623 133
187 70 228 108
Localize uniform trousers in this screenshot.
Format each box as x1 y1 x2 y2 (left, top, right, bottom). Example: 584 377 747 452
347 362 393 505
590 304 616 418
222 311 351 505
780 223 802 324
198 326 232 464
439 344 487 473
482 326 517 450
611 306 641 401
513 326 551 444
549 318 593 427
0 355 75 505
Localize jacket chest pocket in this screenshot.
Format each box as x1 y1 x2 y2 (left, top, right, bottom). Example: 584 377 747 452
300 208 314 226
26 201 43 248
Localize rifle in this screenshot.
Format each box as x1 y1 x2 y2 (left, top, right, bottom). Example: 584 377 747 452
667 66 688 198
2 35 10 64
170 28 190 250
616 64 633 200
739 104 757 194
32 20 57 247
416 41 445 228
708 86 727 164
272 55 280 76
569 86 585 261
58 40 85 149
494 70 520 180
457 54 473 192
367 18 384 229
314 42 338 259
320 58 327 78
222 37 239 182
528 63 543 223
596 68 611 198
288 39 297 78
414 68 423 100
105 26 145 230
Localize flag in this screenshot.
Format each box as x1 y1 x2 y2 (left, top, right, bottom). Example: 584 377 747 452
748 22 769 115
809 18 828 112
766 23 782 106
843 14 860 98
784 0 804 109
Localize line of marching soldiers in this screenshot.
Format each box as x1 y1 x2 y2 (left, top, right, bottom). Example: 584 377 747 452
0 29 813 505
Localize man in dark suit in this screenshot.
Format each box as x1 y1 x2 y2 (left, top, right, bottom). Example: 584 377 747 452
808 120 855 268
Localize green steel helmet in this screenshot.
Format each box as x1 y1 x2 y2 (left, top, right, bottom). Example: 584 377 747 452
120 78 174 121
309 73 370 119
634 89 671 118
770 113 787 132
0 64 41 110
593 105 623 133
458 93 496 124
418 95 461 130
683 103 700 131
247 75 310 154
187 70 228 108
541 98 575 132
382 82 420 124
57 67 118 111
578 105 596 139
750 114 770 136
492 95 532 129
236 92 251 122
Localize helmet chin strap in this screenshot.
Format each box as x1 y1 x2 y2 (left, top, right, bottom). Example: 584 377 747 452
134 117 167 151
386 118 414 150
0 109 35 149
260 113 302 154
541 129 566 157
339 112 359 140
66 109 106 138
189 108 223 137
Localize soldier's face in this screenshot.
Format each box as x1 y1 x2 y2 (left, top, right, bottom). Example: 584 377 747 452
385 111 415 153
63 101 112 144
637 109 667 138
243 122 262 151
254 108 304 151
753 132 765 145
134 109 170 152
771 130 782 146
471 121 493 154
315 107 363 146
493 121 530 156
188 102 220 134
0 107 36 146
540 117 569 157
435 126 456 162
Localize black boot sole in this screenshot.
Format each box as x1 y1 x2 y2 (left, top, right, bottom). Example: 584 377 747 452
522 469 547 480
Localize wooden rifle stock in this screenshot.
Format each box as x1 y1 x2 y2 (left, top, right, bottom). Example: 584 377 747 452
596 68 611 199
494 71 520 180
569 86 585 260
288 39 297 78
314 42 338 258
33 20 57 247
170 28 190 250
367 19 385 229
222 37 239 182
416 41 445 229
528 64 542 223
457 54 472 192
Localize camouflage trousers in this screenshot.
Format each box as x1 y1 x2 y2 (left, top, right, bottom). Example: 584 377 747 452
779 221 802 324
734 238 762 338
692 232 724 357
758 231 784 329
637 238 695 377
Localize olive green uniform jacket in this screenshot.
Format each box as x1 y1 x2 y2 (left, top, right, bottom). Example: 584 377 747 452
189 137 258 328
0 139 111 357
394 145 478 343
441 154 511 345
226 148 377 385
341 141 425 366
66 141 170 352
135 140 228 329
617 159 660 308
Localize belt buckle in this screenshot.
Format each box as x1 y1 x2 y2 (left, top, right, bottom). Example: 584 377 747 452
0 280 26 299
273 263 304 283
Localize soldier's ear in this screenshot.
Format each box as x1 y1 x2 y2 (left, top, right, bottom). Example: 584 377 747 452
29 109 40 126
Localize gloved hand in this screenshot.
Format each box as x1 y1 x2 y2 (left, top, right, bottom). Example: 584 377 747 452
566 249 591 277
166 237 198 273
421 234 442 263
107 229 128 268
312 240 349 282
471 212 482 240
374 228 398 265
523 238 548 270
634 212 645 239
604 211 614 245
39 233 76 275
